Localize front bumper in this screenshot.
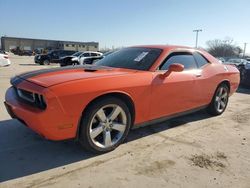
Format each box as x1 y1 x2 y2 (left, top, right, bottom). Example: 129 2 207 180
4 86 78 140
34 58 43 64
0 59 11 66
34 55 45 64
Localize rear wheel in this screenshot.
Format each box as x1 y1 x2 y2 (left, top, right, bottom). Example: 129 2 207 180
207 84 229 116
72 61 79 66
79 97 131 153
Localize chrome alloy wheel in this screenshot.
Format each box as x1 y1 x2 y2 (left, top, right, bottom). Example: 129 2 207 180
89 104 127 148
215 87 228 113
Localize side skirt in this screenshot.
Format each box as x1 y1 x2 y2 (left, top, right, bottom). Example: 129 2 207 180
132 105 208 129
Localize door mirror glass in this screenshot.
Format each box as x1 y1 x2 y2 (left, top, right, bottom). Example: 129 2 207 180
162 63 184 77
168 63 184 72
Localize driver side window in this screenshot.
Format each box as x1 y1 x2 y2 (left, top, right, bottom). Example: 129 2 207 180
83 53 90 57
52 52 59 57
160 52 198 70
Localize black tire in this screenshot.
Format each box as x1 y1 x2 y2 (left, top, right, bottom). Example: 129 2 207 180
43 59 50 65
79 97 132 153
72 61 79 66
207 84 229 116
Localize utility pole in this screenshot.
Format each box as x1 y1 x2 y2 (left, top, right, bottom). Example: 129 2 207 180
193 29 202 48
243 43 247 58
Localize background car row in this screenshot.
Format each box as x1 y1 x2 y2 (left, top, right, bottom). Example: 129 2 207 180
34 50 108 66
217 57 250 87
0 50 11 67
59 51 103 67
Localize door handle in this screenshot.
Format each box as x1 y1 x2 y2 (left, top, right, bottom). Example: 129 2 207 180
195 73 202 77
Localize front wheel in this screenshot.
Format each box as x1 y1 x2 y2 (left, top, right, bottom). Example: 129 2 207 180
207 84 229 116
72 61 79 66
43 60 50 65
79 97 131 153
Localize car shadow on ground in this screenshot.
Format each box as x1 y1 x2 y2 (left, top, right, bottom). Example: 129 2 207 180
0 110 211 183
236 86 250 94
18 64 42 66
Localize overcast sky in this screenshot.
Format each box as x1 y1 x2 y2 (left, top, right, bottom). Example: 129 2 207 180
0 0 249 53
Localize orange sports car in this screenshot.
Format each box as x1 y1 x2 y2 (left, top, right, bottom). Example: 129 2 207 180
4 45 240 153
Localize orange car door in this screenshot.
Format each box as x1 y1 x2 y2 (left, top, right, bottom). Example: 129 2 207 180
192 52 218 106
150 52 200 120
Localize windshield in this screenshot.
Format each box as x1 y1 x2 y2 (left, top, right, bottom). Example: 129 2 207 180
95 47 162 71
47 50 56 55
103 51 114 57
72 52 82 57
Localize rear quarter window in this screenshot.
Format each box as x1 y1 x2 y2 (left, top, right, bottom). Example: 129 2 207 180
193 52 209 68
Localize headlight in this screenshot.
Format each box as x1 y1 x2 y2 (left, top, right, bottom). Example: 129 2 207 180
245 63 250 70
16 88 47 109
71 57 78 61
35 94 47 109
17 88 35 103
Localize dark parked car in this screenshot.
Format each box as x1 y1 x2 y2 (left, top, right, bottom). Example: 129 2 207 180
223 58 250 87
240 63 250 87
223 58 247 72
11 47 33 56
226 58 247 66
34 50 76 65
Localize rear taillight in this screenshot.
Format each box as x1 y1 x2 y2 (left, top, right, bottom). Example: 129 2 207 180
4 56 8 59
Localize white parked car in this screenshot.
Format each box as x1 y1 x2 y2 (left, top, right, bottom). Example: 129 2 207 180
0 52 11 67
71 51 103 65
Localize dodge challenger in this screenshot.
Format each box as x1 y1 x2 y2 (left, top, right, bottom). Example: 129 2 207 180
4 45 240 153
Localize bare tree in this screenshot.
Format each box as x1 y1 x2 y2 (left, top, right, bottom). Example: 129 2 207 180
206 38 242 57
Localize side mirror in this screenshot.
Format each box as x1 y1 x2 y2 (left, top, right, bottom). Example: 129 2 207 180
162 63 184 77
169 63 184 72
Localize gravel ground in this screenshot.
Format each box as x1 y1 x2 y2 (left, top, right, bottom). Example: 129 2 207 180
0 55 250 188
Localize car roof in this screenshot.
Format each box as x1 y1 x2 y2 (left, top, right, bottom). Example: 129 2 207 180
131 45 193 51
84 51 102 53
128 45 218 71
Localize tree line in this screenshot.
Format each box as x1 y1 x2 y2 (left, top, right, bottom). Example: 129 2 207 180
206 38 243 58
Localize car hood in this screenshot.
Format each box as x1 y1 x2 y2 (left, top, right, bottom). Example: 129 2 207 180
37 54 48 57
60 55 75 59
12 65 137 88
71 57 79 61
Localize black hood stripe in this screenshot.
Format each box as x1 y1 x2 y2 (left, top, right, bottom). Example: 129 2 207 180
11 65 112 86
19 65 111 79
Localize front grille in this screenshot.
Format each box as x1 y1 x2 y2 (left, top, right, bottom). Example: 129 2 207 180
15 87 47 110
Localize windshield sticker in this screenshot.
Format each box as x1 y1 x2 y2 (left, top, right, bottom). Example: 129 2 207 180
134 52 149 62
